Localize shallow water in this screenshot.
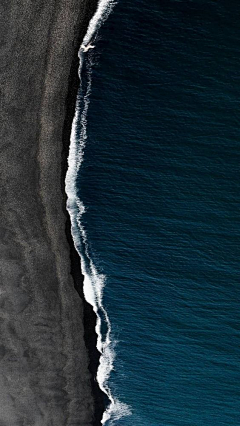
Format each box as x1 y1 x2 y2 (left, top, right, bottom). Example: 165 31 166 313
76 1 240 424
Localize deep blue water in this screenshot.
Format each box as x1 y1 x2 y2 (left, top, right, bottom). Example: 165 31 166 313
79 1 240 424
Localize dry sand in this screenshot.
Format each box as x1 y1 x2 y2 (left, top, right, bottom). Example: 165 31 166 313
0 0 104 424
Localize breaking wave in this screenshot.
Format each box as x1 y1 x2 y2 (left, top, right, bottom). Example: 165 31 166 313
65 0 132 424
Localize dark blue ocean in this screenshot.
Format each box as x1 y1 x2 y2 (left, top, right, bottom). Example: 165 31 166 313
78 1 240 424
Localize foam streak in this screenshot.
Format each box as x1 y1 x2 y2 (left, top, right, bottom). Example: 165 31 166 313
65 1 131 424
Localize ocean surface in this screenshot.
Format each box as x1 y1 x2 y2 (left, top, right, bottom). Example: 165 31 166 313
68 1 240 424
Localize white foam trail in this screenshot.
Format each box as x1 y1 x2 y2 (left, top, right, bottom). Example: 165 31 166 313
81 0 116 49
65 1 132 424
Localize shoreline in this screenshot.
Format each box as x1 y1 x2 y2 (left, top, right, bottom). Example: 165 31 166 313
61 3 109 422
1 0 106 424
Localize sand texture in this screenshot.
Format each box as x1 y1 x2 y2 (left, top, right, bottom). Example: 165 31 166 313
0 0 102 425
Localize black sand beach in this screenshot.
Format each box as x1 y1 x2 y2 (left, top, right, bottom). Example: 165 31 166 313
0 0 104 424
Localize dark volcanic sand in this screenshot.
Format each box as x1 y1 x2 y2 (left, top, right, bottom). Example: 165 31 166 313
0 0 104 425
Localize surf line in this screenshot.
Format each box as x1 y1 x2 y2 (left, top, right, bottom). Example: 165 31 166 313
65 0 131 424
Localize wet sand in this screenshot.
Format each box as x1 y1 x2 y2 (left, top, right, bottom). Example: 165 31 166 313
0 0 104 425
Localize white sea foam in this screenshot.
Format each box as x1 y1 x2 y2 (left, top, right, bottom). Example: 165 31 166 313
81 0 116 49
65 1 132 424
